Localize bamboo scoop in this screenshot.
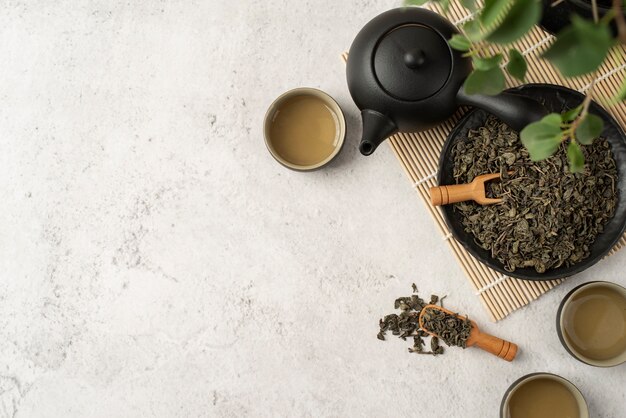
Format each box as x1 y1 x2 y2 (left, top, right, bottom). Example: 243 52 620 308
418 304 518 361
430 172 509 206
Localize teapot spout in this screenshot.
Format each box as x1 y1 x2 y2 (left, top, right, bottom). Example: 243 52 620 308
359 110 398 156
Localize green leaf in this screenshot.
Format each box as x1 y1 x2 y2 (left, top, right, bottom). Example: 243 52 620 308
472 53 503 70
575 113 604 145
404 0 430 5
542 113 563 127
520 114 564 161
486 0 541 44
449 34 472 51
542 15 613 77
506 49 527 81
561 104 583 122
463 66 506 95
567 141 585 173
460 0 477 11
463 19 484 42
480 0 513 30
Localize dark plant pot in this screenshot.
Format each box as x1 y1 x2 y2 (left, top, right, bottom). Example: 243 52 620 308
540 0 626 35
437 84 626 281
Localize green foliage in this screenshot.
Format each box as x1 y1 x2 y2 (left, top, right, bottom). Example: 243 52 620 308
567 141 585 173
480 0 513 30
575 113 604 145
472 53 503 70
464 66 506 95
462 19 484 42
560 105 583 122
486 0 542 44
542 16 613 77
520 114 563 161
506 49 527 81
449 34 472 51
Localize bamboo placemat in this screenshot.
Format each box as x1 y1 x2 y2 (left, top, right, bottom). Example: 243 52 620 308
342 1 626 321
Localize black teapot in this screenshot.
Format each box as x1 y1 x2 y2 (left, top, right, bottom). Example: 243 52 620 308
346 8 548 155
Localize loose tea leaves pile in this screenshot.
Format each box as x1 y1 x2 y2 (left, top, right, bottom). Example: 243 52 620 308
377 285 472 355
452 116 618 273
420 307 472 348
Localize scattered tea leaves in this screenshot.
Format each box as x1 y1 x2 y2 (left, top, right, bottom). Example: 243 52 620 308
378 285 470 355
452 116 618 273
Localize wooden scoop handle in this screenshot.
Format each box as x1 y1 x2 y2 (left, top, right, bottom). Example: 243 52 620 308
430 184 475 206
471 331 518 362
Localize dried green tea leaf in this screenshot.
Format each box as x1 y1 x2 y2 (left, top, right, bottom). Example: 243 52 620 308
543 15 613 77
421 308 472 348
575 113 604 145
506 49 527 81
567 141 585 173
464 66 506 96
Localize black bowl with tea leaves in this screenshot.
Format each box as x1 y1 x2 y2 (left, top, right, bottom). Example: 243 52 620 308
438 84 626 280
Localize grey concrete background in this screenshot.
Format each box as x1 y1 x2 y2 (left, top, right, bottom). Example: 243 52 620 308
0 0 624 416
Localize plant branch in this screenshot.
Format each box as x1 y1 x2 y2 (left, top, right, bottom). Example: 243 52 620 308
614 0 626 44
564 77 598 141
592 0 600 23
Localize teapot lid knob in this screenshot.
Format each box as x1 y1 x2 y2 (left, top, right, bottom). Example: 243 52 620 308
404 49 425 69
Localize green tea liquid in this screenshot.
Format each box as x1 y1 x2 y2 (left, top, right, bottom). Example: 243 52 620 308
563 286 626 361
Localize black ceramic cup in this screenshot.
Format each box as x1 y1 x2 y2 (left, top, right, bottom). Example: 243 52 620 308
500 372 588 418
556 281 626 367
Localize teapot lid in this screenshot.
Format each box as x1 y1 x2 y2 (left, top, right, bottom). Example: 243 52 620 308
373 24 452 101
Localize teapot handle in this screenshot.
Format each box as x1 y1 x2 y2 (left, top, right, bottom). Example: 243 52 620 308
456 88 548 131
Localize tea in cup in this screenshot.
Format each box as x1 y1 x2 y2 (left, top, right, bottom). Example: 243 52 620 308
264 88 346 171
500 373 588 418
556 281 626 367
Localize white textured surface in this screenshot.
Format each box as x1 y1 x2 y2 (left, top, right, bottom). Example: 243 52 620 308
0 1 625 417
